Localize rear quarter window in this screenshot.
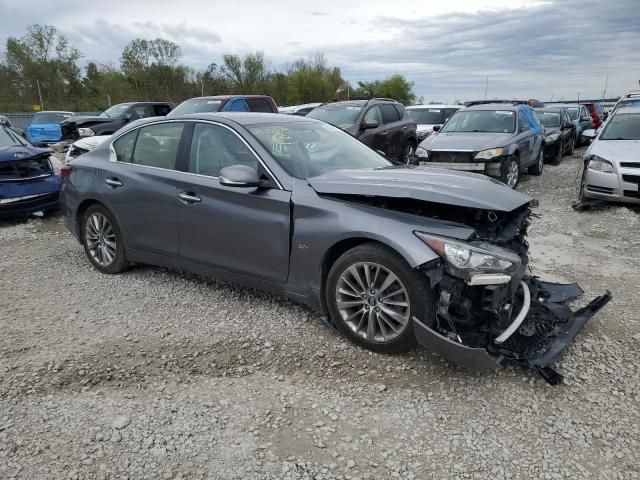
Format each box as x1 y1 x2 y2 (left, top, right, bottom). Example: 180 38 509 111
246 98 274 113
393 104 406 118
154 104 172 116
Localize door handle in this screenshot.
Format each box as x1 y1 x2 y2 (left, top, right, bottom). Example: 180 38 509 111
104 177 123 188
381 131 389 135
178 192 201 204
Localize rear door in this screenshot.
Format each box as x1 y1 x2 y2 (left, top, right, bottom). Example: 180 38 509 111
380 103 404 158
357 105 390 155
516 111 533 166
175 121 291 283
98 121 187 256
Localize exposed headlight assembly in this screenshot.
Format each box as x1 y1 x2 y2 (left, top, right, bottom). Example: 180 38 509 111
415 232 522 284
77 127 95 137
545 133 561 142
415 146 429 159
587 155 614 173
474 147 504 160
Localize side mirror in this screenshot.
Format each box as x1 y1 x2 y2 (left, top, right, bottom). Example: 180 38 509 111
124 113 132 122
432 125 441 132
582 129 596 139
219 165 260 188
362 119 378 129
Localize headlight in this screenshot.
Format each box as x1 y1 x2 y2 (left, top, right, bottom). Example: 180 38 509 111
587 156 613 173
545 133 561 142
415 146 428 159
77 127 95 137
415 232 521 280
474 148 504 160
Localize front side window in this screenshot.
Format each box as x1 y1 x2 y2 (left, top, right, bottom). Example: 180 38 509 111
599 113 640 140
363 105 383 124
248 121 391 180
112 130 138 163
380 104 400 124
154 104 172 116
441 110 516 134
32 112 72 124
130 122 185 169
188 123 257 177
100 104 130 118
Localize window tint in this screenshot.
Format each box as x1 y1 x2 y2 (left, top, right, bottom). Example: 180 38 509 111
154 104 172 116
130 122 184 169
246 98 273 113
364 105 383 124
112 130 138 163
393 104 405 118
189 123 257 177
129 105 154 121
380 104 400 124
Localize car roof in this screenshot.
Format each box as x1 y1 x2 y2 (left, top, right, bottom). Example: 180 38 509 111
614 106 640 114
143 112 317 126
463 103 519 111
35 110 74 114
407 104 461 109
181 95 273 101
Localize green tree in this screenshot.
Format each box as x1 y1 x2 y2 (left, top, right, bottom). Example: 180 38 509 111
354 75 415 105
222 51 269 93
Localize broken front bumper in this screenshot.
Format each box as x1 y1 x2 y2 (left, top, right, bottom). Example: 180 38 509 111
413 277 612 385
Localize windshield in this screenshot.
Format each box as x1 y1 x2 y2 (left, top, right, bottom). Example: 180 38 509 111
537 112 561 128
306 105 362 129
32 112 72 124
440 110 515 133
565 108 579 120
100 105 130 118
407 109 444 124
248 121 391 179
599 113 640 140
168 98 222 116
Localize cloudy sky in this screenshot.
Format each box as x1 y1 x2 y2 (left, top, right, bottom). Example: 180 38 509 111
1 0 639 102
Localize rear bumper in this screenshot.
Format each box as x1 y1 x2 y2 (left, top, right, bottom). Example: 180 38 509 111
0 192 60 218
413 277 612 384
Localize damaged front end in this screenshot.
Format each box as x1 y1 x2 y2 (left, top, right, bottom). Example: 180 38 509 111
413 206 611 385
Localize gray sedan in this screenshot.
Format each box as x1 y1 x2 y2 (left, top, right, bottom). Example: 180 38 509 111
60 113 610 384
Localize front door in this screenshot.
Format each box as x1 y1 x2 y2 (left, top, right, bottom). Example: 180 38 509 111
357 105 390 156
175 122 291 283
516 112 532 166
99 121 186 256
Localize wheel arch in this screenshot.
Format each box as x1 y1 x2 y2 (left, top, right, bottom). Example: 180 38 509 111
75 199 123 242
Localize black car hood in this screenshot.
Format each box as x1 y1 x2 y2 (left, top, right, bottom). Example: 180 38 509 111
420 132 513 151
62 116 115 127
308 167 532 212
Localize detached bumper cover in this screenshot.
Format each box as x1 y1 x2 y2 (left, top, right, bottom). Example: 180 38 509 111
413 278 612 384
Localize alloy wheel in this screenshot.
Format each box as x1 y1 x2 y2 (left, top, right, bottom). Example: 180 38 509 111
402 144 415 163
335 262 411 342
507 160 519 188
85 213 117 266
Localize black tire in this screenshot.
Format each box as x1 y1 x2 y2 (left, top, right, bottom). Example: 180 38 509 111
528 147 544 175
566 135 575 156
400 140 416 164
500 155 520 189
325 243 436 354
552 140 563 164
81 204 128 274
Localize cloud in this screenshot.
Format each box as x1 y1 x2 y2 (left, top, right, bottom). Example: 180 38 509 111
296 0 640 100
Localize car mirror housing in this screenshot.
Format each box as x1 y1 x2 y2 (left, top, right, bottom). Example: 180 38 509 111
362 120 378 130
219 165 260 188
123 113 132 122
432 125 441 132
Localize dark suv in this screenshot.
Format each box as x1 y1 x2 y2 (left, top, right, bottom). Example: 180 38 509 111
306 99 418 162
61 102 174 141
168 95 278 116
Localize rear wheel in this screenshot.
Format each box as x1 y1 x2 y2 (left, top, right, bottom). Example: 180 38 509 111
81 204 128 274
528 148 544 176
325 243 435 353
566 135 575 156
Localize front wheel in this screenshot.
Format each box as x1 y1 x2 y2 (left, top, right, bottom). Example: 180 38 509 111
325 243 435 353
566 135 575 156
528 148 544 176
400 141 416 164
81 204 128 274
500 156 520 189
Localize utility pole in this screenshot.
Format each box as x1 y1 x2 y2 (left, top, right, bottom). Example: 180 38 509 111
484 76 488 100
36 79 44 110
601 74 608 101
107 94 112 107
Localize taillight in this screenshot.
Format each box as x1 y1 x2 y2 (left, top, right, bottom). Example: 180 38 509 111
60 165 73 178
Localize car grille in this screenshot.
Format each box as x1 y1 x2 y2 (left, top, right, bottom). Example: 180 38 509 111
429 151 475 163
0 157 52 182
67 145 89 158
620 162 640 168
622 174 640 198
587 185 614 195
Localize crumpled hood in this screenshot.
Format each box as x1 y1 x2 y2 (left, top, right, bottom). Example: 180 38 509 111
420 132 513 151
308 166 532 212
0 145 52 163
62 116 113 127
587 139 640 163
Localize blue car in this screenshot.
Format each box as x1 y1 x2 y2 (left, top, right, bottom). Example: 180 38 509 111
26 111 74 145
0 124 62 218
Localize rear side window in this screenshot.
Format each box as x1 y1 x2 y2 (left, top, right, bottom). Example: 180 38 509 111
154 104 172 116
112 130 138 163
189 123 257 177
246 98 273 113
130 122 185 170
380 104 400 124
393 104 405 118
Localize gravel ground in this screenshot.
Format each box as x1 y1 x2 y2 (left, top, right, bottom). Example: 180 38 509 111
1 148 639 479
